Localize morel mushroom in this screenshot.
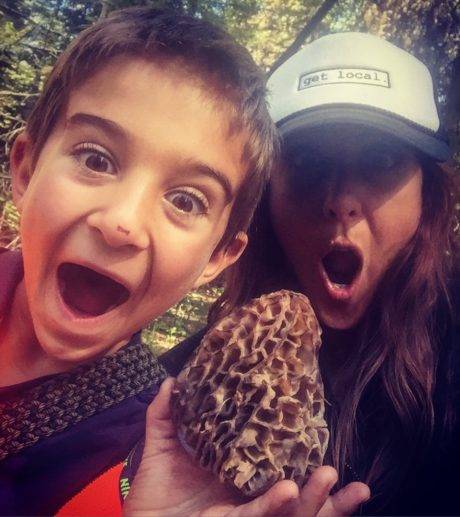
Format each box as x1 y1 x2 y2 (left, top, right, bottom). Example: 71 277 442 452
170 290 329 497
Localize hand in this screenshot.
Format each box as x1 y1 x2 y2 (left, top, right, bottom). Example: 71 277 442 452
123 378 370 517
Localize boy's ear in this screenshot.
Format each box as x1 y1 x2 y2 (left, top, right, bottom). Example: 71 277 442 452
10 132 34 212
193 231 248 288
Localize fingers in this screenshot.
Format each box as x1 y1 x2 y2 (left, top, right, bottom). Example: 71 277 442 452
229 480 299 517
296 466 338 517
145 377 176 444
319 482 371 517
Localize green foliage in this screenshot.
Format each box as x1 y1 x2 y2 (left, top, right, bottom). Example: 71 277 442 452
221 0 323 70
0 200 20 248
142 284 222 356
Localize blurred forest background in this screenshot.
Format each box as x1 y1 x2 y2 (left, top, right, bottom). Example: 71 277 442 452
0 0 459 355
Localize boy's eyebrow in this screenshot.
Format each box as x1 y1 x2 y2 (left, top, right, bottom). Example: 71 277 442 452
66 112 235 202
66 112 128 142
187 162 233 203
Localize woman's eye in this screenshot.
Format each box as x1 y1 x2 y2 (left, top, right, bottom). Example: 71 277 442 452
361 149 402 173
358 147 411 187
74 145 116 175
286 151 332 194
165 190 208 215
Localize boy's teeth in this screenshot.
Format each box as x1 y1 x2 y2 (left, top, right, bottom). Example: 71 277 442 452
333 283 348 289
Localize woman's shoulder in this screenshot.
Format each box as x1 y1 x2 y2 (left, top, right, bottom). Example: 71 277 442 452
448 267 460 294
434 275 460 422
437 275 460 365
450 274 460 316
444 274 460 342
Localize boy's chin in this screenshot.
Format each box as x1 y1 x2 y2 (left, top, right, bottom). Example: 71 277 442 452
36 323 130 365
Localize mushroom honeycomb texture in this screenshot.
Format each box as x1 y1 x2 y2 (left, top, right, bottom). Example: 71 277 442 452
170 290 329 497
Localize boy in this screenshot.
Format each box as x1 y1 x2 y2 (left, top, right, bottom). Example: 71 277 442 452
0 7 278 514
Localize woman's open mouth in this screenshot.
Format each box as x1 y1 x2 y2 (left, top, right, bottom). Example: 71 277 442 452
57 263 130 318
320 245 363 300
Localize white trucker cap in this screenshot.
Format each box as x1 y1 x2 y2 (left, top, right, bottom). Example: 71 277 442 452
268 32 450 161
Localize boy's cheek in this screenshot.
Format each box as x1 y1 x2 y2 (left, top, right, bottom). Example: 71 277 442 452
144 239 213 293
22 159 84 215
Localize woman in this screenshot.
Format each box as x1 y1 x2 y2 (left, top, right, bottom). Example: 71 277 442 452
211 32 459 515
125 33 458 516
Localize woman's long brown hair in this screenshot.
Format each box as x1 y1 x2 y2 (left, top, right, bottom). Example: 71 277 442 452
209 160 458 506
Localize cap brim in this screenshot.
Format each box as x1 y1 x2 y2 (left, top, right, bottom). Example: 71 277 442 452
277 106 451 162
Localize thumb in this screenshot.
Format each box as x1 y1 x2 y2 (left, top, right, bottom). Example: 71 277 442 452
144 377 176 449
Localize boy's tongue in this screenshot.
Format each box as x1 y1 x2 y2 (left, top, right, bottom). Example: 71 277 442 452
58 263 129 317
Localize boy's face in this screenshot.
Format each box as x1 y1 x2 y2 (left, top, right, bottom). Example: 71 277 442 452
11 56 248 363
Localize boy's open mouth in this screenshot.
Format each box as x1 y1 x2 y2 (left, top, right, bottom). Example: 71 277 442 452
58 263 130 317
321 246 362 289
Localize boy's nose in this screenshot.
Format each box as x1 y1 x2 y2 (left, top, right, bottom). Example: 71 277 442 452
86 196 150 250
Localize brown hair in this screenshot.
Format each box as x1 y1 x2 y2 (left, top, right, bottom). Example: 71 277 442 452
211 159 458 506
25 7 279 247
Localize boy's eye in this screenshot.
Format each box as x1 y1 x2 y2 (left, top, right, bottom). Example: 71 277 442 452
74 144 116 175
84 153 112 173
165 189 209 215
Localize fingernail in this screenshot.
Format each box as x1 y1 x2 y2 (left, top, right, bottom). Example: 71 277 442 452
360 487 371 504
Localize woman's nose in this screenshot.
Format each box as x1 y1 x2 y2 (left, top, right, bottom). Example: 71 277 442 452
323 175 363 223
86 190 150 250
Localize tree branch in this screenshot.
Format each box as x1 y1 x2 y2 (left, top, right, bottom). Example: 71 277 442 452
0 113 25 126
0 91 39 97
0 3 26 20
99 0 109 20
269 0 340 76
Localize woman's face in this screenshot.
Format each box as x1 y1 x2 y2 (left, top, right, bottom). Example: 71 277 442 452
270 125 423 330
